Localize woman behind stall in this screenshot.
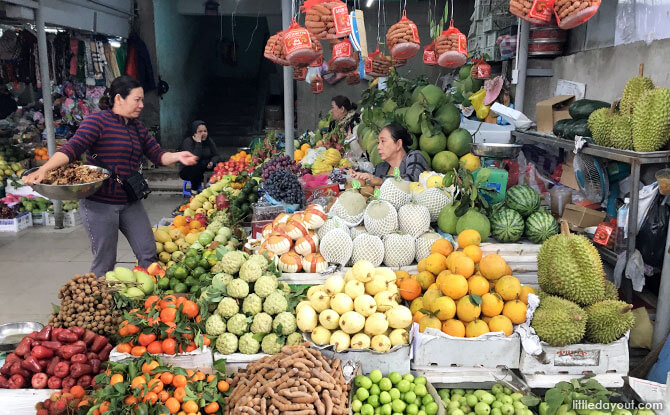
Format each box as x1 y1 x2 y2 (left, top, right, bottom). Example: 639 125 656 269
349 123 428 184
329 95 360 135
179 121 220 191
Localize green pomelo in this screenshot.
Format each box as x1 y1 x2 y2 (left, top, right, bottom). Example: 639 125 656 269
434 103 461 134
447 128 473 157
438 204 459 234
382 99 397 113
406 102 425 134
455 208 490 241
432 151 459 174
419 131 447 156
419 84 446 108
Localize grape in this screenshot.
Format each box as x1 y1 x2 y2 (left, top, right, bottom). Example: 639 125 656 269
263 169 306 208
261 155 305 181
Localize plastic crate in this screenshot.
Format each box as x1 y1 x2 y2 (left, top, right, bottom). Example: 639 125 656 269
45 210 81 227
0 211 32 232
32 212 47 226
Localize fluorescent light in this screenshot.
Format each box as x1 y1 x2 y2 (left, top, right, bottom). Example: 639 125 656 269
366 0 374 7
109 40 121 48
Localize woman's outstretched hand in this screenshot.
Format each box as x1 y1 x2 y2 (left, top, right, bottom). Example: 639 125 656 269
163 151 199 166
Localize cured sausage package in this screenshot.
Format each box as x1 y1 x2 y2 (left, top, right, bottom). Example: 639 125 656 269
385 11 421 60
509 0 555 24
303 0 352 40
264 33 288 66
365 47 391 77
328 39 358 73
435 21 467 68
284 20 322 66
423 43 438 66
553 0 601 29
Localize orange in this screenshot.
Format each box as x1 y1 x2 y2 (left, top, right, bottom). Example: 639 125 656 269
172 374 187 388
206 374 216 383
439 273 468 300
494 276 521 301
217 380 230 392
164 321 177 336
99 402 110 414
160 372 174 385
204 402 220 414
70 385 85 399
189 220 201 230
398 278 422 301
463 245 483 263
166 397 181 414
144 392 159 404
110 374 124 386
179 226 190 235
162 338 177 355
413 271 435 291
481 292 504 317
173 386 186 402
519 286 536 305
489 315 514 336
467 275 490 296
160 307 177 323
158 390 170 402
125 324 140 335
202 335 211 347
456 295 482 322
131 376 147 390
502 300 528 324
142 360 160 374
160 295 178 309
425 253 448 275
430 238 453 257
144 295 161 311
479 254 508 281
139 333 157 347
465 319 490 337
147 341 163 355
395 270 411 284
185 369 195 379
449 255 475 278
412 310 427 324
457 229 481 248
174 215 187 227
182 401 199 413
148 378 164 393
441 319 466 337
130 346 147 357
182 300 199 319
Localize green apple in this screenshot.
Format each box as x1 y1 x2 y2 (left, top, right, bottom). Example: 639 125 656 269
388 372 402 385
414 377 427 386
368 395 380 408
425 402 439 415
391 400 407 413
352 400 363 412
380 404 392 415
370 370 383 384
370 384 381 396
407 404 420 415
379 378 393 391
389 388 401 401
404 391 417 404
380 392 392 405
357 388 370 401
361 404 374 415
356 376 373 389
398 380 411 393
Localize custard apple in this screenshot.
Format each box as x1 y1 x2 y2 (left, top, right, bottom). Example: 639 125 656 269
216 332 238 355
238 333 261 354
227 279 249 298
247 254 269 270
220 251 248 274
205 314 226 336
251 312 273 334
243 294 263 315
261 333 284 354
240 261 263 283
226 313 249 336
279 281 291 295
286 332 304 346
254 275 278 298
263 291 288 315
216 297 239 318
272 312 297 335
212 273 234 287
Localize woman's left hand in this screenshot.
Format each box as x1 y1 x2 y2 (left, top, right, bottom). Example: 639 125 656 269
175 151 199 166
351 172 374 182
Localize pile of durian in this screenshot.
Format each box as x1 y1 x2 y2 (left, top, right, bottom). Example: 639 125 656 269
531 222 635 346
588 65 670 152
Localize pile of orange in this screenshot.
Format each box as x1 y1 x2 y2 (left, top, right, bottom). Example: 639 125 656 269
117 295 210 356
87 357 230 415
229 150 251 163
170 214 205 236
33 147 49 160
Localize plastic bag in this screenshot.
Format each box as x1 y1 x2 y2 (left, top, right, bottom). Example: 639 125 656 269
328 39 358 73
636 194 669 268
284 19 321 66
302 0 351 39
264 32 289 65
386 10 421 60
554 0 601 29
435 20 467 68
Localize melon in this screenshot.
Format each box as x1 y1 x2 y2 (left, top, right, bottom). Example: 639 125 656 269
380 177 412 210
352 234 385 266
364 200 398 236
384 233 416 267
349 225 367 240
330 190 367 225
317 217 350 240
416 187 453 222
398 202 431 237
320 228 353 265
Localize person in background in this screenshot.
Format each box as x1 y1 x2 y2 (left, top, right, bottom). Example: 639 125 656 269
179 121 220 192
329 95 359 135
349 123 428 184
22 75 198 276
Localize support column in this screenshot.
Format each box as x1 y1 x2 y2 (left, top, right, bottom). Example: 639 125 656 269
36 0 62 228
514 20 530 113
282 0 295 159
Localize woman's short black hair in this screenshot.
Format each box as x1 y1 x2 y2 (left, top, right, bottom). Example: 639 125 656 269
99 75 142 110
331 95 357 111
382 122 413 153
192 120 206 135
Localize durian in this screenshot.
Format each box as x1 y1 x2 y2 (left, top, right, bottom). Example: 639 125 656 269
587 107 614 147
531 295 587 346
603 280 619 301
610 113 634 150
632 88 670 152
537 222 605 306
620 67 654 115
584 300 635 344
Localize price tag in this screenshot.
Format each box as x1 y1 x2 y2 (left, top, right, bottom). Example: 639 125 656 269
332 4 352 36
553 349 601 367
393 167 400 178
332 41 352 59
408 23 420 43
352 179 361 189
364 57 373 74
457 33 468 54
423 49 437 65
528 0 555 22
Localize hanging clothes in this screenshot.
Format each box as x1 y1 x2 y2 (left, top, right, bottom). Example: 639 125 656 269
103 43 121 79
124 41 138 80
115 41 127 75
126 34 155 91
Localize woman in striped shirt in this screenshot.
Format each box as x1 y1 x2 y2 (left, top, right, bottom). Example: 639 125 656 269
23 76 198 276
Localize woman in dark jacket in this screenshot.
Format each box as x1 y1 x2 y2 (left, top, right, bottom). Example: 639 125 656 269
23 76 198 276
179 121 220 190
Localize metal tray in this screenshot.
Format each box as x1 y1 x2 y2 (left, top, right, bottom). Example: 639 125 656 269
0 322 44 352
22 165 110 200
471 143 522 159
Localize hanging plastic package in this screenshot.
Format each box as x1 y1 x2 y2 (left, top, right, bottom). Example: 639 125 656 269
554 0 601 29
302 0 352 40
284 19 320 66
435 20 467 68
311 75 324 94
346 71 361 85
365 46 391 77
310 54 323 67
392 57 407 67
264 32 289 66
293 66 308 80
386 11 421 60
423 43 438 66
636 194 669 268
328 38 358 73
509 0 555 25
471 57 491 79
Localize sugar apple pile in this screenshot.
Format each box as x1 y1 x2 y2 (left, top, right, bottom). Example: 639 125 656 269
201 253 299 355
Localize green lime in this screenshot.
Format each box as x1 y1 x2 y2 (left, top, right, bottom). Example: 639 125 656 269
192 266 206 279
189 285 199 294
169 277 179 289
414 377 427 386
174 266 188 280
174 283 188 293
185 276 198 286
184 256 198 270
414 384 428 397
157 277 170 290
381 404 392 415
397 380 411 393
379 392 392 405
403 374 415 383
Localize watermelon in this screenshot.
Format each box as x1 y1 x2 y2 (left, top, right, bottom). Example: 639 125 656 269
505 185 541 217
525 209 558 244
490 208 525 242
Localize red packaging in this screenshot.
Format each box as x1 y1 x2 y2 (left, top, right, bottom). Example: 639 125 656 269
435 20 467 68
302 0 351 39
365 46 391 77
331 2 352 37
264 32 289 66
386 11 421 60
593 220 616 250
328 39 358 73
284 20 318 66
423 43 438 66
346 71 361 85
471 57 491 79
509 0 555 24
554 0 601 29
293 66 308 80
311 75 324 94
310 54 323 67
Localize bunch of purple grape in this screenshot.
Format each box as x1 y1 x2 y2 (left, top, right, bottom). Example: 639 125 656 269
0 202 18 219
264 169 306 207
261 155 308 180
329 168 346 185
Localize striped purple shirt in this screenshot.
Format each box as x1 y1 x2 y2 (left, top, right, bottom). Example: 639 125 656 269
58 110 166 204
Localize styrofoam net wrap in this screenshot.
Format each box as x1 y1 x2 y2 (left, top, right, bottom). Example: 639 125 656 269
320 228 353 265
416 187 454 222
352 233 385 266
398 203 431 237
379 178 412 210
317 216 351 240
384 233 416 267
364 200 398 236
349 225 367 240
329 191 367 226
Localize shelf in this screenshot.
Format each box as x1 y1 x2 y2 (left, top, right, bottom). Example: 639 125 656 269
595 243 619 266
512 131 670 164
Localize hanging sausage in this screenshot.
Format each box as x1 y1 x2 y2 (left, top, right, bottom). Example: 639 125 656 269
435 20 467 68
385 11 421 60
302 0 352 40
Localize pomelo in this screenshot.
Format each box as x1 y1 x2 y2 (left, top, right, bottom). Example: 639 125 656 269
434 103 461 134
419 84 446 108
431 151 459 174
447 128 473 157
419 131 447 156
438 204 459 234
455 208 490 241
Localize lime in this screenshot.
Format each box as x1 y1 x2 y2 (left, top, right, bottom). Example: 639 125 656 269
184 256 198 270
165 266 176 278
186 248 199 258
189 285 199 295
198 257 211 270
157 277 170 290
169 277 179 289
192 266 206 279
174 266 188 280
185 276 198 287
174 283 188 293
403 374 415 383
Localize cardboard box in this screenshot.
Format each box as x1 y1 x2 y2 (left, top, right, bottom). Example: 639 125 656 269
562 204 606 231
536 95 575 132
559 153 580 190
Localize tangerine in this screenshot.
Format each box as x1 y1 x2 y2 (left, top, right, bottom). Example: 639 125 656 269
457 229 481 248
166 397 181 414
441 319 466 337
430 238 454 257
398 278 422 301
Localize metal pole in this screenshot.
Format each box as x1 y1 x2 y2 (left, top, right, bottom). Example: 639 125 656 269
36 0 63 229
281 0 295 159
514 20 530 113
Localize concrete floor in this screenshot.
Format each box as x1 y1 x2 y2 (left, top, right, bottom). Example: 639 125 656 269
0 193 184 325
